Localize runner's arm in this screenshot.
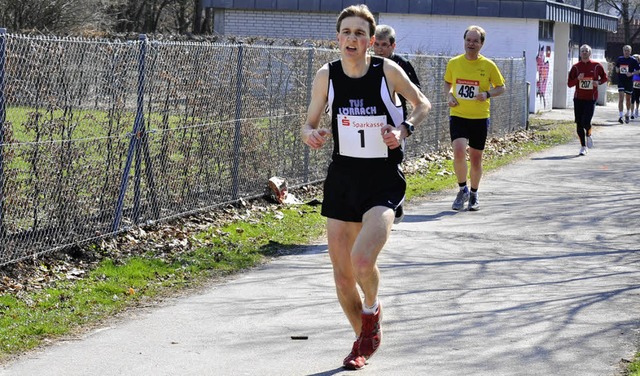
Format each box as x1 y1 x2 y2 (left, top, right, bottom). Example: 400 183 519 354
567 66 579 88
486 85 505 98
385 61 431 137
301 65 331 149
444 81 458 107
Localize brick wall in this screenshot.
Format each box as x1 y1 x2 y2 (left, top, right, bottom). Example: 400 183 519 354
224 10 337 40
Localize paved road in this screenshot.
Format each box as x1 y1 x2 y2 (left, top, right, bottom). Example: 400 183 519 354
2 103 639 376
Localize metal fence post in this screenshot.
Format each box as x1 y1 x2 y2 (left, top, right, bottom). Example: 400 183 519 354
0 28 7 244
132 110 143 225
509 57 514 131
523 51 529 130
436 54 443 150
303 43 314 183
231 42 244 200
112 34 147 231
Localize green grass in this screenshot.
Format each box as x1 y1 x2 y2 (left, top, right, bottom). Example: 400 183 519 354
1 117 638 375
629 358 640 376
0 257 176 354
4 106 201 141
0 205 326 360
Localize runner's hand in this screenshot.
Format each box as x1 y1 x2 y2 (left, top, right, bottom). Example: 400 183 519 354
447 93 459 107
302 128 331 149
381 124 402 149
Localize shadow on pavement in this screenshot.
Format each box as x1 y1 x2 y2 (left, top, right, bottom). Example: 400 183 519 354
402 211 458 223
531 155 580 160
306 366 347 376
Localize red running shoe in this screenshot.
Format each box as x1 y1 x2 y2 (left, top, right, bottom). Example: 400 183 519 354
343 339 366 370
358 304 382 359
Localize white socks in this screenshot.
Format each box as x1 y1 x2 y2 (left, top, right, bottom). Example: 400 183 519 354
362 299 379 314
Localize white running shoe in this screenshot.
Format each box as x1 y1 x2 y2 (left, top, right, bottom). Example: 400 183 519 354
579 146 588 156
586 136 593 149
468 193 480 211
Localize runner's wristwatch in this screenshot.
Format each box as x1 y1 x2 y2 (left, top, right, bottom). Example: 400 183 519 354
401 121 414 136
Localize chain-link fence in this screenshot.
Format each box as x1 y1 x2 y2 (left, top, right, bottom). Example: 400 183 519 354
0 30 528 267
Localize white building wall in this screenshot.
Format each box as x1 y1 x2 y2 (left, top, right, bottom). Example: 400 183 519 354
378 14 542 112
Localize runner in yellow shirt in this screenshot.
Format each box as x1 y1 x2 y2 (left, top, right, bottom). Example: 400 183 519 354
444 25 505 211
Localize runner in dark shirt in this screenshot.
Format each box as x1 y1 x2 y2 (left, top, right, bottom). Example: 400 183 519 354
373 24 422 223
300 4 431 370
614 45 640 123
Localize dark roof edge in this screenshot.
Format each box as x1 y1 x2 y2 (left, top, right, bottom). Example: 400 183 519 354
547 2 618 32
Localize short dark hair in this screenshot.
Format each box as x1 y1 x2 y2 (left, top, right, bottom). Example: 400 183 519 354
336 4 376 38
464 25 486 44
375 25 396 45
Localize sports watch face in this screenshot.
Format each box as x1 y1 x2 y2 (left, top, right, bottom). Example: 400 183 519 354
403 121 414 135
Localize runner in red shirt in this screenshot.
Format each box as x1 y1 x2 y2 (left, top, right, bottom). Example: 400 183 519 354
567 44 608 156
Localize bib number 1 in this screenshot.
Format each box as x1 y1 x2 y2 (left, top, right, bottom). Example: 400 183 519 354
337 114 388 158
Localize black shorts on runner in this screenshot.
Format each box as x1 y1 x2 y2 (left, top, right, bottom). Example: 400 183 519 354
618 79 633 95
321 160 406 222
449 116 490 151
632 88 640 104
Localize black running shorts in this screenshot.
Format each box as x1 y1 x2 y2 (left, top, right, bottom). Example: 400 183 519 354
449 116 490 151
321 160 406 222
618 78 633 95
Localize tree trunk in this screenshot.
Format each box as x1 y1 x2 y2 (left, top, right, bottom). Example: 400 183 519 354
203 7 212 34
193 0 202 34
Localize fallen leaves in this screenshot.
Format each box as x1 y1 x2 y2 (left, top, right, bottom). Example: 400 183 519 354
0 184 324 301
403 130 537 175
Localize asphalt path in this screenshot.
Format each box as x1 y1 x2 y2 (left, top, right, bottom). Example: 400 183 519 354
1 103 639 376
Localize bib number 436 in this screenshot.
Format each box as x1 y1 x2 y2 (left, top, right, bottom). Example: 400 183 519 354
455 79 480 100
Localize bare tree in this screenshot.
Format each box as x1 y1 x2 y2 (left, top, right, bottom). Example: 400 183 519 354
105 0 173 33
0 0 206 35
168 0 192 34
559 0 640 47
0 0 95 33
599 0 640 45
559 0 617 13
193 0 203 34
